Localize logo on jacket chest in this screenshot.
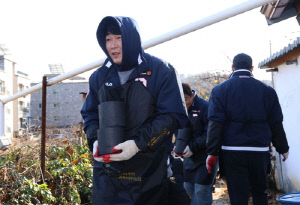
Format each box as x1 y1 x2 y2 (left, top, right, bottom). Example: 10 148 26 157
135 77 147 87
104 82 113 87
191 110 201 117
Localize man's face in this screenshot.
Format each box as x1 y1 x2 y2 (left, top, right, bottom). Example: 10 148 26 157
184 93 194 110
105 34 122 65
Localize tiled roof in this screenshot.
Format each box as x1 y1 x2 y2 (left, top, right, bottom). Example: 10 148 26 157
258 37 300 68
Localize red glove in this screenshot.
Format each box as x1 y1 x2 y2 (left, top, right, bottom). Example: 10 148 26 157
100 140 139 163
109 140 139 161
92 140 120 163
173 146 186 157
93 141 104 162
282 152 289 162
206 155 217 174
183 146 193 158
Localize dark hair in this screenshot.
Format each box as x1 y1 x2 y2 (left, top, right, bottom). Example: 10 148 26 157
105 24 121 36
182 83 192 97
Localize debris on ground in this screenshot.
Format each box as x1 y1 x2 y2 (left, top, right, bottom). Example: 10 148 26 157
212 177 284 204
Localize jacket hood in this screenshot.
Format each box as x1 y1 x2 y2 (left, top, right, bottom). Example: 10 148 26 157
96 16 143 71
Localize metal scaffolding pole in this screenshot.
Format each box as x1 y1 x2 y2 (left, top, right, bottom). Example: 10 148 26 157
41 76 47 179
0 0 276 138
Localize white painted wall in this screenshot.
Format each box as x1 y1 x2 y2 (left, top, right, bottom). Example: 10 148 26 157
0 59 14 137
15 71 31 131
272 57 300 193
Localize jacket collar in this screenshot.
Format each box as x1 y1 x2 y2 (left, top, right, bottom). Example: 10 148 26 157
229 69 253 78
104 53 148 80
188 93 198 112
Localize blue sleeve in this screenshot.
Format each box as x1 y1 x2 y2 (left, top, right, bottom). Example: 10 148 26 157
155 62 188 128
208 86 226 123
189 101 209 152
201 100 209 127
133 61 188 151
80 71 102 131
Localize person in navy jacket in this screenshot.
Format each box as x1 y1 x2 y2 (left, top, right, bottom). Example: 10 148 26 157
206 53 289 205
81 16 188 205
179 83 218 205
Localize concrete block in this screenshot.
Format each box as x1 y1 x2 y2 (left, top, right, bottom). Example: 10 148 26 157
0 135 12 150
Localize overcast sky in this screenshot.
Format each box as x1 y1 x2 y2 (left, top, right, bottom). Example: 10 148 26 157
1 0 300 83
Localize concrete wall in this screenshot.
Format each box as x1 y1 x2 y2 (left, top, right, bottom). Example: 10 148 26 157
30 81 88 129
272 56 300 193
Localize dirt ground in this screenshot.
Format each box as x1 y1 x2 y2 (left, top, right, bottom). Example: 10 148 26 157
212 177 284 205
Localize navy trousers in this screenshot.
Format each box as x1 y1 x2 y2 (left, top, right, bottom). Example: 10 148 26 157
223 151 269 205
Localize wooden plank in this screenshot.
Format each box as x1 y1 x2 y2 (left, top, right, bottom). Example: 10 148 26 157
294 0 300 12
269 46 300 68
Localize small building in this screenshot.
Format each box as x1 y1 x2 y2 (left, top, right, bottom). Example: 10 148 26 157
30 74 88 129
259 37 300 193
0 45 31 138
14 71 31 134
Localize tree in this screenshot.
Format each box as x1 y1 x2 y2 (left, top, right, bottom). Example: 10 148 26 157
181 70 230 100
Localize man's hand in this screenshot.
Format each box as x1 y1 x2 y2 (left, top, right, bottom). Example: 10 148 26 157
282 152 289 161
206 155 217 174
173 146 185 157
183 146 193 158
108 140 139 162
93 140 104 162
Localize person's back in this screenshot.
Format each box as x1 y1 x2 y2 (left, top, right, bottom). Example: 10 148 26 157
213 69 277 149
206 53 289 205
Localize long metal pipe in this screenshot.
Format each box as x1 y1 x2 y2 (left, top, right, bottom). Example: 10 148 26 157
142 0 276 49
0 0 275 136
0 0 275 106
0 60 105 105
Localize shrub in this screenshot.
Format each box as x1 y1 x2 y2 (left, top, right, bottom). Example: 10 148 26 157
0 138 93 204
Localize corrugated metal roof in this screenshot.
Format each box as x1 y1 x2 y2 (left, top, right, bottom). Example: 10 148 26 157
258 37 300 68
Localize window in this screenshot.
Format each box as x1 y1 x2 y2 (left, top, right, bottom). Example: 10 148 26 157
0 56 4 70
53 89 60 94
20 118 26 129
39 103 42 108
6 127 11 133
54 116 60 121
39 117 42 121
19 101 24 111
54 103 60 108
23 107 29 113
0 80 5 93
6 108 11 115
19 84 24 92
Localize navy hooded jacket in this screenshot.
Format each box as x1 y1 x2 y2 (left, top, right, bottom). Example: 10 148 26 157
187 93 208 159
182 94 216 184
81 16 188 151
